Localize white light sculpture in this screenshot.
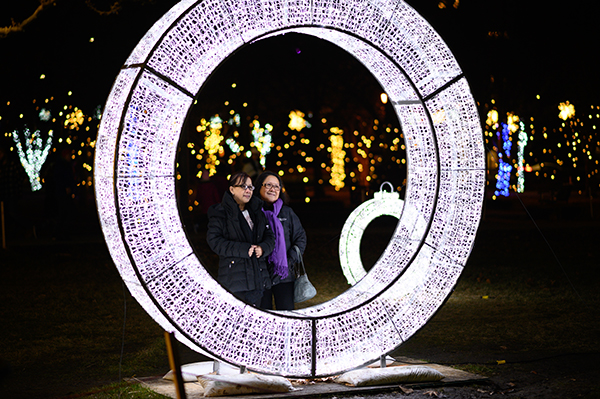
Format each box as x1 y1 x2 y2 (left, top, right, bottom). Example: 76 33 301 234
339 182 404 286
94 0 485 378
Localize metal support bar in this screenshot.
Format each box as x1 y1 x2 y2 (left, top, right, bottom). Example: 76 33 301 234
164 331 187 399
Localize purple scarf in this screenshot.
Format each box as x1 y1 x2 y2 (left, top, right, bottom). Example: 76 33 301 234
262 198 288 279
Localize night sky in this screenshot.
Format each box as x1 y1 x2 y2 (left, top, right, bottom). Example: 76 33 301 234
1 0 599 115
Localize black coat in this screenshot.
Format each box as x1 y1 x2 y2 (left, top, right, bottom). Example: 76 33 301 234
269 205 307 285
206 192 275 295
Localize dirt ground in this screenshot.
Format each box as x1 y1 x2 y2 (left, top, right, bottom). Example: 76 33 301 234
1 191 599 398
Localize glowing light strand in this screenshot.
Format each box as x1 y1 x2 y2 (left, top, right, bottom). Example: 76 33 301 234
516 121 527 193
225 137 240 153
12 127 53 191
250 119 273 167
65 107 85 130
329 127 346 190
494 122 512 197
202 116 224 176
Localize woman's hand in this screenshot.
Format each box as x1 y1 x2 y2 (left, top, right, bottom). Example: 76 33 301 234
249 245 263 258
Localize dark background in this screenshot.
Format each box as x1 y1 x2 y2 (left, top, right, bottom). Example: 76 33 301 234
1 2 599 398
1 0 599 117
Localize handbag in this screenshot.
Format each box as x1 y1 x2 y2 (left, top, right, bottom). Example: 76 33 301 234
293 246 316 303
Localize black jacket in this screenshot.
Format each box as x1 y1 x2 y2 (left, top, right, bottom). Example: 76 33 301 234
268 205 307 285
206 192 275 294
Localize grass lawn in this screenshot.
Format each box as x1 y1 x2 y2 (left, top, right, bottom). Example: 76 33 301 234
1 194 598 398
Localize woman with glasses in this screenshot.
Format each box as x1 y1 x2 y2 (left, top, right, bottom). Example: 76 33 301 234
254 171 307 310
206 172 275 307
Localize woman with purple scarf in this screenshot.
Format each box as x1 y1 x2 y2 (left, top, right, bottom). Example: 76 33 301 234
254 171 307 310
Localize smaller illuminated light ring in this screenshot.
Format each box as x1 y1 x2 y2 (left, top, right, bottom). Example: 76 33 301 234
339 182 404 285
94 0 485 378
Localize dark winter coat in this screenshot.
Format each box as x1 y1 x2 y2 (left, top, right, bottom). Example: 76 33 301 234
268 205 307 286
206 192 275 295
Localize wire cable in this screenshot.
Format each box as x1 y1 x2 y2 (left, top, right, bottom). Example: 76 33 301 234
514 192 583 301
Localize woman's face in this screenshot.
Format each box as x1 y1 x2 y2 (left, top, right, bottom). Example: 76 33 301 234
259 175 281 204
229 177 254 208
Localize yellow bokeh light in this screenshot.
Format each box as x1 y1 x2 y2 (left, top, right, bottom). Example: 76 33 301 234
558 101 575 121
486 109 498 126
288 110 308 131
329 127 346 191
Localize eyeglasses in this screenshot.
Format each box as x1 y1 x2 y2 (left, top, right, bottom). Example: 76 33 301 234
262 183 281 191
233 184 255 191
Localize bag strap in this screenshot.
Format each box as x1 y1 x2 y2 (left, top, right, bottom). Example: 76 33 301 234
293 245 306 276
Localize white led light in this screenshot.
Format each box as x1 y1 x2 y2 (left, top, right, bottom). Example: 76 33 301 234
339 182 404 285
94 0 485 378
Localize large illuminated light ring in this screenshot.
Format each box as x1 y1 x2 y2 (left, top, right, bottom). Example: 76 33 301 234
94 0 485 378
339 183 405 286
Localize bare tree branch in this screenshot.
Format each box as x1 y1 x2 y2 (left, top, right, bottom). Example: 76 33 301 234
0 0 153 39
0 0 57 39
85 0 122 16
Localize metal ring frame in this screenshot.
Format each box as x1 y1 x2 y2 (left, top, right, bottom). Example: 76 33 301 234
94 0 485 378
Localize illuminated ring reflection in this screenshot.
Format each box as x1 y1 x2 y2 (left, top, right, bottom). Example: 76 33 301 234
94 0 485 378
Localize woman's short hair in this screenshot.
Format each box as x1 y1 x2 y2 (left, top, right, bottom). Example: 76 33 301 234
228 171 251 187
